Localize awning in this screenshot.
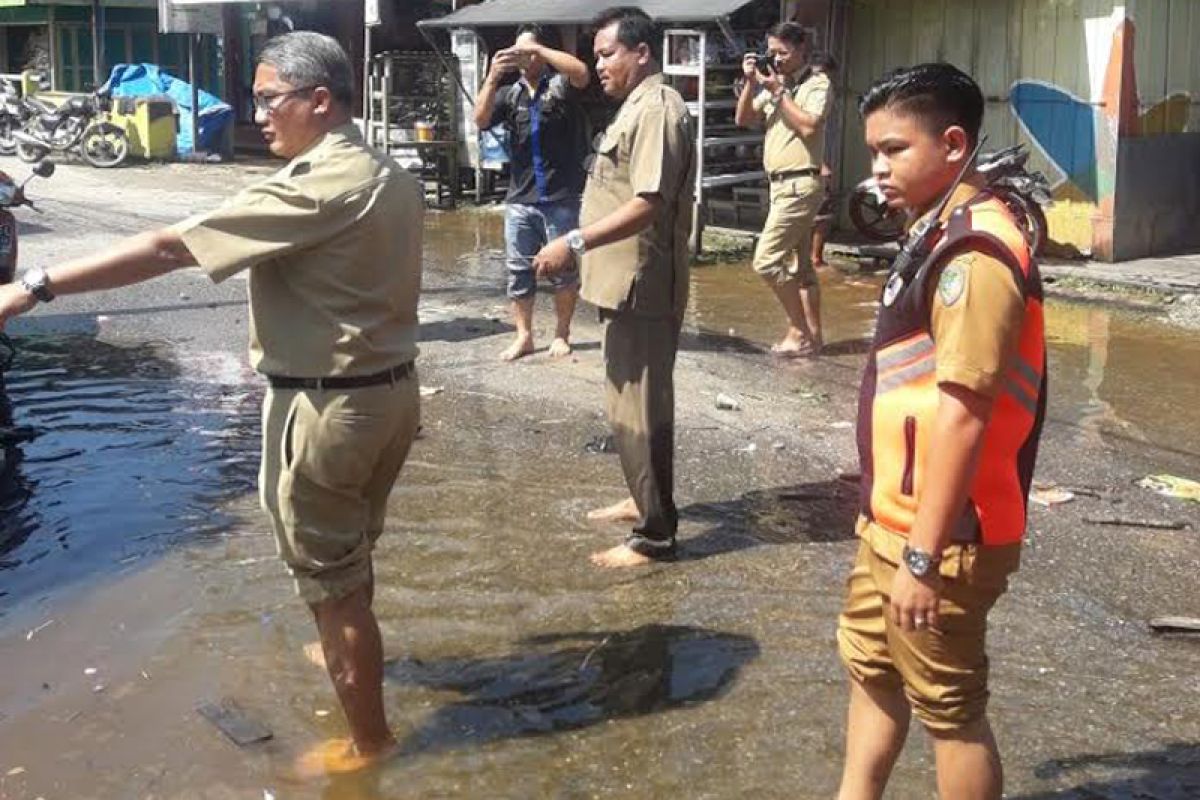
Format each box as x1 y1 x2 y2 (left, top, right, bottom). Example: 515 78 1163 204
418 0 757 29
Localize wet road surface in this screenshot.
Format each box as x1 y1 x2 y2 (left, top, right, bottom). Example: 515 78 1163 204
0 164 1197 799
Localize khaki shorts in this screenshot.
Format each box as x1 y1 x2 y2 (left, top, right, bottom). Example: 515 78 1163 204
752 175 822 287
837 520 1021 732
260 374 420 605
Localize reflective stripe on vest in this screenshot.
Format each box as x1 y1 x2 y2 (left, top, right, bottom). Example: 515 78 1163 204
856 193 1047 547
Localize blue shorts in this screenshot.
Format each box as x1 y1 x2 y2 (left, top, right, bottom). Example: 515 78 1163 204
505 199 581 300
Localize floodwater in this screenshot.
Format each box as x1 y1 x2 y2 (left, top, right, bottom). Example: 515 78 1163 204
0 208 1197 799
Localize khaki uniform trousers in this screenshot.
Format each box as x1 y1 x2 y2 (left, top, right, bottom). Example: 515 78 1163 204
752 175 823 287
260 374 420 604
602 311 681 550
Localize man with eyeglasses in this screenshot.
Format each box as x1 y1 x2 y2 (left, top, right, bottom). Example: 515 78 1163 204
0 32 423 776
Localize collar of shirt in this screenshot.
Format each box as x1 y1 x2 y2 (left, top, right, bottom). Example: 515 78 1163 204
906 178 989 235
624 72 664 107
288 122 363 165
518 73 553 98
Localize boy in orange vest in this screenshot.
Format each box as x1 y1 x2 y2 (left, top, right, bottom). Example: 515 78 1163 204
836 63 1047 800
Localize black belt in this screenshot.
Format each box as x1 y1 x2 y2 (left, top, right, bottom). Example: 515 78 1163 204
265 361 415 390
768 167 820 182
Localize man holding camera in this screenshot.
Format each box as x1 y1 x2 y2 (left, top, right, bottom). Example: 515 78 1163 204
736 22 831 357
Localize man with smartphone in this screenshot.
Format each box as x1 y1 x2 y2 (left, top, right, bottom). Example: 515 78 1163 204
735 22 831 357
474 24 591 362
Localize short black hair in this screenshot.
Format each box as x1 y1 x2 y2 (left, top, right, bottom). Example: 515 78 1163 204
858 62 984 145
767 22 808 48
516 22 561 52
592 6 660 61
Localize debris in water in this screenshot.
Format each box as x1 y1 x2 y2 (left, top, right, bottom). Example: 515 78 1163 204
772 441 786 451
1030 483 1076 506
830 421 853 430
92 684 106 694
83 667 98 676
715 393 741 411
314 709 330 718
738 442 758 453
1149 616 1200 636
196 699 274 746
583 434 617 454
6 766 25 777
1084 516 1189 531
1138 474 1200 502
419 385 445 398
25 619 54 641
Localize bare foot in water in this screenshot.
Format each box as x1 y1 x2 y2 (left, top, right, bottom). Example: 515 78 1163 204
499 334 535 362
303 641 326 669
770 330 821 358
586 497 640 524
590 542 656 568
547 336 572 358
291 736 399 780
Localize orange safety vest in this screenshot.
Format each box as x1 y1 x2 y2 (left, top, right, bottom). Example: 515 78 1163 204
856 192 1047 547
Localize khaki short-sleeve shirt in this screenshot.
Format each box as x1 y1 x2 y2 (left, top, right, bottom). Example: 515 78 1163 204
580 74 696 317
756 71 830 174
175 124 424 377
930 252 1026 398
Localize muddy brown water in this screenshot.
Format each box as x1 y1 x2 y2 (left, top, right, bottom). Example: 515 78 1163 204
0 209 1197 799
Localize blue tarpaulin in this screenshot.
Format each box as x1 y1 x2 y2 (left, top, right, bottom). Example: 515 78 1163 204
101 63 232 155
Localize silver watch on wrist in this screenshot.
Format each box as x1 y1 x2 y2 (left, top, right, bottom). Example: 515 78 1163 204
19 267 54 303
902 544 940 578
566 228 586 261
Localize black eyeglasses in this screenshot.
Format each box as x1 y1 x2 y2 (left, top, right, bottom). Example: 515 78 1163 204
252 86 317 116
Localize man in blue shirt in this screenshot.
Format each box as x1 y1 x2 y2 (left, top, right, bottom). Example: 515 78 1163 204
474 24 592 361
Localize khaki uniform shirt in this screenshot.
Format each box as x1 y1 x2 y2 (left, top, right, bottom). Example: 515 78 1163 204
580 74 696 317
755 70 831 174
927 185 1026 398
175 124 423 377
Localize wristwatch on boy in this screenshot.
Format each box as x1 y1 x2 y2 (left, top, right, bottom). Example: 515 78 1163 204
902 544 940 578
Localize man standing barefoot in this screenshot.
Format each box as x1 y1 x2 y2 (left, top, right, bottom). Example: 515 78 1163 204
534 6 695 568
0 33 423 777
474 24 591 362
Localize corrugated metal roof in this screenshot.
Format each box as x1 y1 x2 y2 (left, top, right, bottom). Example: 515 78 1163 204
419 0 756 29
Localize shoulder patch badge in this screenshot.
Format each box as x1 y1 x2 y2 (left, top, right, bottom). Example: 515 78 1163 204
938 261 968 307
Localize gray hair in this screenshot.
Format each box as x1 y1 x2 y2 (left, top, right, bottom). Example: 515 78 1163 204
259 31 355 109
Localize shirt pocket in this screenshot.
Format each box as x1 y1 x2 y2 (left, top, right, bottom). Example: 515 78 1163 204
587 127 623 183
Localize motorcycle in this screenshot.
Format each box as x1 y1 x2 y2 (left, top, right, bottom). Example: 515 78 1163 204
0 159 55 286
0 78 33 157
12 88 129 169
848 143 1053 255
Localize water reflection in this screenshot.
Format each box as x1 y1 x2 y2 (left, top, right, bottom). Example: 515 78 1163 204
0 336 260 606
386 624 759 755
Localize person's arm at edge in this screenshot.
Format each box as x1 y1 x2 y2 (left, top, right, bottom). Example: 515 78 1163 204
535 44 591 90
0 229 197 324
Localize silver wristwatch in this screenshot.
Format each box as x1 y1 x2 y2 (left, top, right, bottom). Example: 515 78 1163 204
902 544 940 578
566 228 587 261
19 267 54 303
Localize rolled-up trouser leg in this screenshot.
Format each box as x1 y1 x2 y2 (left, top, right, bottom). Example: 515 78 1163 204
602 311 679 553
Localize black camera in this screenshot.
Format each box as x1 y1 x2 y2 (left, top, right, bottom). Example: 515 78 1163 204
753 53 777 75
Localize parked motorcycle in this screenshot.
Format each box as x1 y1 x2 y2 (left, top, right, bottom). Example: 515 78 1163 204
848 143 1053 255
13 89 129 169
0 78 33 157
0 160 55 286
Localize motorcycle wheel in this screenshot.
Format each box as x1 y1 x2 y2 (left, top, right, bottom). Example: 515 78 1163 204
848 186 906 243
0 118 15 156
16 138 48 164
999 191 1047 257
79 125 129 168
